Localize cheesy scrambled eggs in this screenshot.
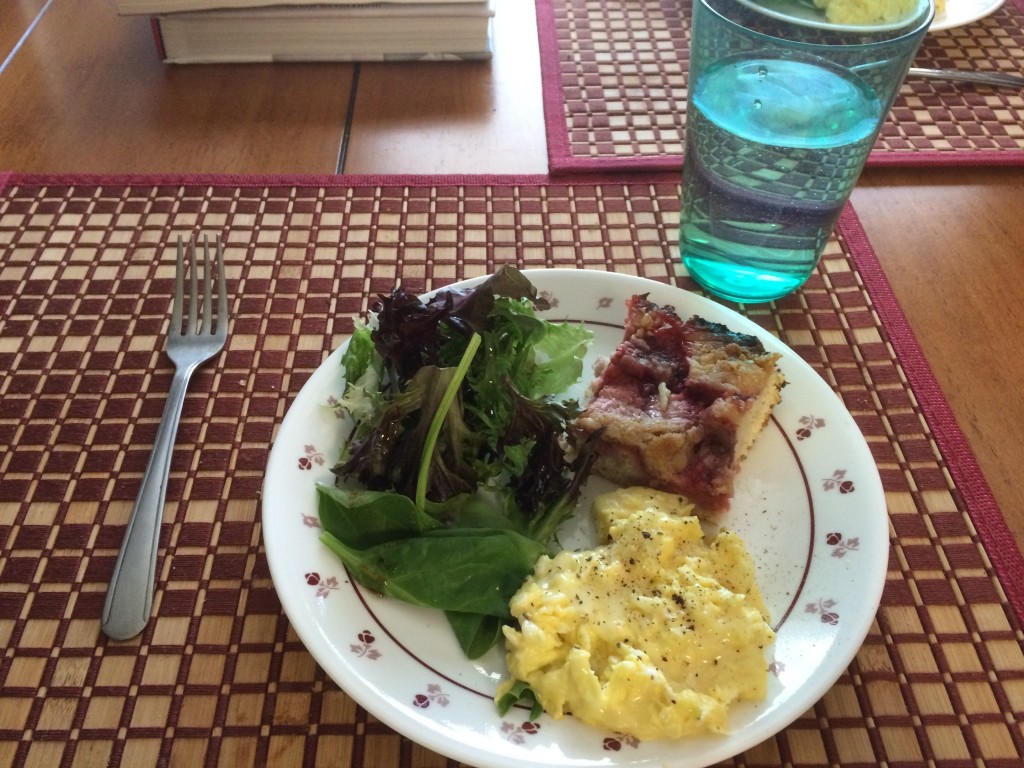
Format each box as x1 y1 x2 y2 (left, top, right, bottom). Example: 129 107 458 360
499 487 774 740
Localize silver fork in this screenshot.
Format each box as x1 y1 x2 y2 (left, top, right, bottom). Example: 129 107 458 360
101 235 229 641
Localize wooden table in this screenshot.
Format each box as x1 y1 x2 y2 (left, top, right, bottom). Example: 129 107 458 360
3 4 1024 768
3 0 1022 552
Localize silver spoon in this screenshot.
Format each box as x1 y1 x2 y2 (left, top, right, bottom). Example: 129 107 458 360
907 67 1024 89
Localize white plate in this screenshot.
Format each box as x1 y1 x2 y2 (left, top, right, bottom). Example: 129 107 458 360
931 0 1005 30
262 270 888 768
736 0 931 33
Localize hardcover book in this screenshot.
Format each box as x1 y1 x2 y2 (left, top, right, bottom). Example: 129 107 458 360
149 3 495 64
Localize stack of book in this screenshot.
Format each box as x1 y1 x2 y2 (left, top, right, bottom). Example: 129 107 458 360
116 0 495 64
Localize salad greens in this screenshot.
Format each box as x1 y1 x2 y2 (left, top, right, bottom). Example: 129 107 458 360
316 266 597 658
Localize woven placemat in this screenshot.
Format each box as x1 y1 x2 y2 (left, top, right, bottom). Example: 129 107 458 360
538 0 1024 173
0 172 1022 768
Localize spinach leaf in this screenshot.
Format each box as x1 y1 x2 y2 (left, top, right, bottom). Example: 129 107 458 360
315 484 441 549
445 611 507 660
319 527 545 618
496 680 544 720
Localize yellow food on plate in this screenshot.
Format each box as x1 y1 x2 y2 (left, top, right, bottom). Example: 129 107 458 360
499 487 775 740
811 0 919 25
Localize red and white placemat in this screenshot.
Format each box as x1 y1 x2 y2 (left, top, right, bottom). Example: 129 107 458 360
538 0 1024 174
0 172 1021 767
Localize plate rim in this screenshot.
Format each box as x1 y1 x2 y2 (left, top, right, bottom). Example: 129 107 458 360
930 0 1006 30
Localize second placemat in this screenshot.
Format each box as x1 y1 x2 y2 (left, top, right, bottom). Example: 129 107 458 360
538 0 1024 173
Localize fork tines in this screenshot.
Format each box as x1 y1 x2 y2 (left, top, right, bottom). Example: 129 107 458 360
174 234 228 339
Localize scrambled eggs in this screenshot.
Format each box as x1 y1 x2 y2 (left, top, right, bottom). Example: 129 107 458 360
499 487 774 740
811 0 922 25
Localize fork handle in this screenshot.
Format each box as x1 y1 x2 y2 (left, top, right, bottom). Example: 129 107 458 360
906 67 1024 90
101 365 196 640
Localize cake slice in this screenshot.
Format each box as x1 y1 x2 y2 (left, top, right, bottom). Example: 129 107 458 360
574 295 785 512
